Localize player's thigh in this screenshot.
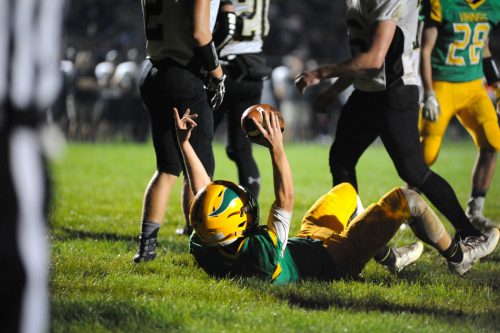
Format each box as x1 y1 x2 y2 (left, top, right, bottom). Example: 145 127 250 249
381 85 421 156
421 81 456 139
140 63 206 175
325 188 410 272
421 84 456 164
379 85 431 184
226 80 263 152
297 183 358 236
183 87 215 177
331 91 379 164
458 91 500 150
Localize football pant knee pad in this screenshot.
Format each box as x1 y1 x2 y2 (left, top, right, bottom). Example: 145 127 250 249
404 188 445 245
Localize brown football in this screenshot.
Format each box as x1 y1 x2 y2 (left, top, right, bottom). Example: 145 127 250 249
241 104 285 138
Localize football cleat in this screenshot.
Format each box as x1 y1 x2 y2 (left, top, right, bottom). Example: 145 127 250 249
132 236 157 263
448 227 500 276
384 242 424 273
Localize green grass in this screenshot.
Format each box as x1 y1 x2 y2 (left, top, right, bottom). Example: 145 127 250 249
50 141 500 333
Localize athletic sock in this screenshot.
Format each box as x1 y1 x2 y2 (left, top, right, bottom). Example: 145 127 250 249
140 221 160 239
374 246 396 267
420 172 481 237
440 240 463 263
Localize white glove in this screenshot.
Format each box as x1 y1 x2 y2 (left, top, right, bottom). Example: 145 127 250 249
423 91 440 122
207 74 226 111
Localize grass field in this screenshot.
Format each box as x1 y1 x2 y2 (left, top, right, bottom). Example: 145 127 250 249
50 140 499 333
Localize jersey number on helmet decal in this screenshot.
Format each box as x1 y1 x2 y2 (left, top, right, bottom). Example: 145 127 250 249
446 22 489 66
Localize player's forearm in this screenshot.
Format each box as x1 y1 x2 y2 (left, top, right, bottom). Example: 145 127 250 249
330 75 355 93
179 142 211 195
420 50 434 93
315 58 373 80
420 26 438 93
193 0 224 79
270 146 294 213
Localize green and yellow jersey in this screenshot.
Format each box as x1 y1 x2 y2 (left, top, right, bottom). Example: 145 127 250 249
190 227 337 284
422 0 500 82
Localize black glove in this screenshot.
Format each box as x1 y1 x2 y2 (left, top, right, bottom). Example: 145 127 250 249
207 74 226 111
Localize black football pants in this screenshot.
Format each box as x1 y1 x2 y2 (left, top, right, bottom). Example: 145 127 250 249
140 59 215 177
330 85 479 237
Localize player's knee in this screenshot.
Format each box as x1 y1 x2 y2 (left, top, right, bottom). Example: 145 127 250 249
401 188 426 217
157 164 181 176
482 121 500 152
396 165 429 189
226 146 252 163
421 136 441 166
330 155 357 186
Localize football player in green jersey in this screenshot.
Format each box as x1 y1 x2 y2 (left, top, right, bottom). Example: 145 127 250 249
173 107 499 281
420 0 500 230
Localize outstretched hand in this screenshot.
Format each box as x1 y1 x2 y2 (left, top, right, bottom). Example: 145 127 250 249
251 111 283 150
294 70 321 94
173 107 198 145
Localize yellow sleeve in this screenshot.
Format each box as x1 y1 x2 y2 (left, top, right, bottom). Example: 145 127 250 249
429 0 442 23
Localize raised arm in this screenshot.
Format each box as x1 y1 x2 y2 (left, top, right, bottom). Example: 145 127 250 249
295 20 396 93
173 108 211 195
252 112 294 250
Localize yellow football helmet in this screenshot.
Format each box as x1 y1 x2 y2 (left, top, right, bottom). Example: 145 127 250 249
189 180 259 246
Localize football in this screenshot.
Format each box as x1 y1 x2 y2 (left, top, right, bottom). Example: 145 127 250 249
241 104 285 138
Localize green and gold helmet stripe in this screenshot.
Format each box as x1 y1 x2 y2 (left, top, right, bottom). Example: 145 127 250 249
209 188 239 217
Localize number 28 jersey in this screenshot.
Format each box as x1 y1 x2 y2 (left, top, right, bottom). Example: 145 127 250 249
423 0 500 82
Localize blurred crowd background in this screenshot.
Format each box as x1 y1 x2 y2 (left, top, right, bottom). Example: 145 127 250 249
56 0 500 143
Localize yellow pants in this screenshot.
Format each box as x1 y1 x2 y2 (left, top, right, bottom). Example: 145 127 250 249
295 183 410 277
420 79 500 165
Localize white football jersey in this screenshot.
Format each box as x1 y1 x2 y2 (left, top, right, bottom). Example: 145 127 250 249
142 0 220 65
346 0 419 91
220 0 270 57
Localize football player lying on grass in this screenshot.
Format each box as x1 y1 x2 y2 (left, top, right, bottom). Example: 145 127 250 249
173 107 499 282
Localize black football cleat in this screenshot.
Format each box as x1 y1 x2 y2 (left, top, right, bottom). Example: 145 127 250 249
132 236 157 263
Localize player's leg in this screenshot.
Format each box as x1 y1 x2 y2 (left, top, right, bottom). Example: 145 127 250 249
456 82 500 230
404 188 500 275
323 188 414 277
419 81 456 166
329 90 379 190
225 78 263 198
380 85 481 238
133 62 191 261
296 183 359 240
